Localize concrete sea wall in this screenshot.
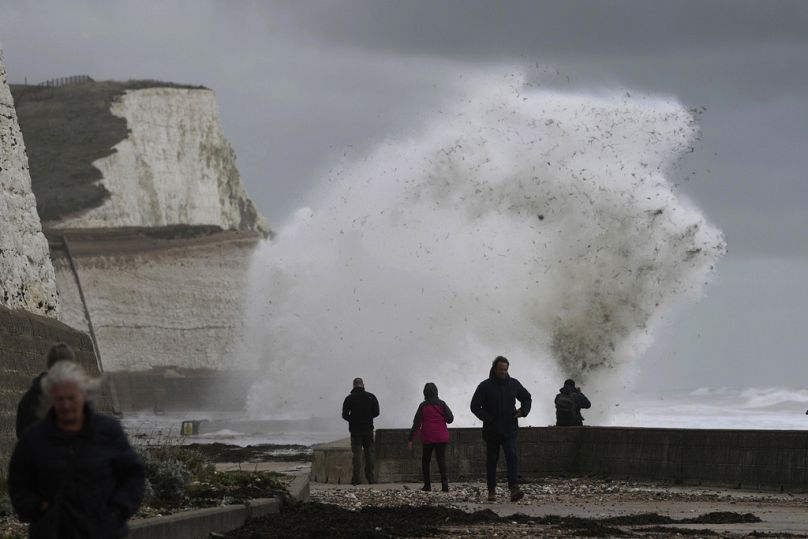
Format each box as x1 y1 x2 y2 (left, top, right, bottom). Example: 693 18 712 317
108 368 257 412
0 305 103 470
312 427 808 491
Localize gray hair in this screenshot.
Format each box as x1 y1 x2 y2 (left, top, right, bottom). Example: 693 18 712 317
41 360 101 396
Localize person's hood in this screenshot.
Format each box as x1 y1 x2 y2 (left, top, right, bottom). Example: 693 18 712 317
423 382 438 399
350 387 366 394
559 385 574 395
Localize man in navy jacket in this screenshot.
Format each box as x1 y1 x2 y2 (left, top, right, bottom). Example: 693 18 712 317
470 356 532 502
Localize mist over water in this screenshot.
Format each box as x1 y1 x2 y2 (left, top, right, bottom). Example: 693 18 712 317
242 72 725 427
606 387 808 430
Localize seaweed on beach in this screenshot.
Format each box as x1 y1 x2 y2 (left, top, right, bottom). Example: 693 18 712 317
224 502 631 538
183 442 312 463
225 502 765 538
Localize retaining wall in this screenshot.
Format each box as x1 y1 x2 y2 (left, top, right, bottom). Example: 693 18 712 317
314 426 808 491
0 304 103 470
127 472 309 539
108 369 256 412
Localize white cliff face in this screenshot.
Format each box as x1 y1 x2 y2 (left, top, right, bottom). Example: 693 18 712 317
0 49 59 316
53 88 266 232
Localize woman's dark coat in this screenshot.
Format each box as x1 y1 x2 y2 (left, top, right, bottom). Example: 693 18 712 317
15 373 46 439
8 405 145 538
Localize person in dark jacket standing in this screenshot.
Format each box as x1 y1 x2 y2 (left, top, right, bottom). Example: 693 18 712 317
342 377 380 485
407 382 454 492
15 343 75 439
554 378 591 426
8 360 144 538
470 355 532 502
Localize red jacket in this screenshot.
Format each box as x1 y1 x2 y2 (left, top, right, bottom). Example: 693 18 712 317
419 403 451 444
409 383 454 444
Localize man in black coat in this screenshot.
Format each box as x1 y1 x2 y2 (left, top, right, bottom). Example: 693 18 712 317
554 378 591 427
15 343 75 439
470 356 532 502
342 377 380 485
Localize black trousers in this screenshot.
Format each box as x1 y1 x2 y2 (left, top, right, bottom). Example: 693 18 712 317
350 432 375 484
421 443 447 485
485 435 518 490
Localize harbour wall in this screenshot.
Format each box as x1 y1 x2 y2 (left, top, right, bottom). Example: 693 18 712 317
312 426 808 491
0 305 105 470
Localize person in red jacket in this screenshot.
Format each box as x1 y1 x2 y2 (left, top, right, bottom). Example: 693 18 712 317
407 382 454 492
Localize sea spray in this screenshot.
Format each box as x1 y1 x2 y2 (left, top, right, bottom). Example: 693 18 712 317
241 72 725 426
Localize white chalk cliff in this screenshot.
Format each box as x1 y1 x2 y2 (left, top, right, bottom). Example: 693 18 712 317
50 230 259 371
0 49 59 316
6 77 269 372
52 87 266 232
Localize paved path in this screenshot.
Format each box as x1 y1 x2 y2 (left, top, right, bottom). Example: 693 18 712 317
214 460 311 474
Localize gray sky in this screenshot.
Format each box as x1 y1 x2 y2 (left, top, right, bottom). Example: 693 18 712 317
1 0 807 390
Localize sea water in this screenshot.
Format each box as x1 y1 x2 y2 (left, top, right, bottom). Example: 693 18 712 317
120 386 808 448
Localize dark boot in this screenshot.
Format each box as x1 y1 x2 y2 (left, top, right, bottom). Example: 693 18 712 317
421 482 431 492
509 485 524 502
441 479 449 492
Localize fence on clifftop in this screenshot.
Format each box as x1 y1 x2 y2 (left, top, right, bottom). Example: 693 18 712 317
37 75 94 87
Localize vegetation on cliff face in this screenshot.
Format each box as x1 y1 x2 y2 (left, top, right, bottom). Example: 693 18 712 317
200 138 269 235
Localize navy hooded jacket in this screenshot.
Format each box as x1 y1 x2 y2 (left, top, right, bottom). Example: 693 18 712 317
15 372 46 439
470 367 532 440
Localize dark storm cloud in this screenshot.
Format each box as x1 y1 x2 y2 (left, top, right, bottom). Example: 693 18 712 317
270 1 808 257
280 0 808 59
3 0 807 246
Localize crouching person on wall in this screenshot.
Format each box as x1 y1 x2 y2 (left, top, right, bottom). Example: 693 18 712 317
8 360 145 538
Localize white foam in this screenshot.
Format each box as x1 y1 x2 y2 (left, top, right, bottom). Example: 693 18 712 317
241 71 725 426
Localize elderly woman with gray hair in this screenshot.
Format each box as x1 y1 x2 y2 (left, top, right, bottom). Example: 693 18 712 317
8 360 144 538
